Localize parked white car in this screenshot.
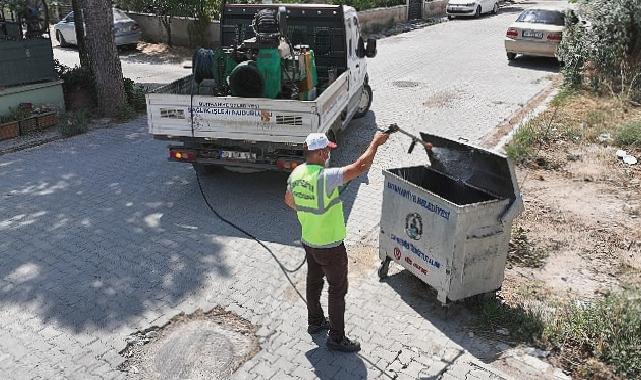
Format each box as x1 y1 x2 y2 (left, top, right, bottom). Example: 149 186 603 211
504 6 567 61
54 8 141 49
446 0 499 19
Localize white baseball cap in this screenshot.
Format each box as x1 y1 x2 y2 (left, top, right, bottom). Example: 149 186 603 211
304 133 337 151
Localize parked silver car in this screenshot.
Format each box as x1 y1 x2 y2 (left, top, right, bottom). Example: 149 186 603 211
54 8 141 49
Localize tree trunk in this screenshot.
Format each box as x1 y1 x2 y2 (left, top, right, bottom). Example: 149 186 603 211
162 16 173 47
71 0 91 70
82 0 127 117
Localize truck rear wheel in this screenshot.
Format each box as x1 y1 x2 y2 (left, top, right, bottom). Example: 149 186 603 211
353 84 372 119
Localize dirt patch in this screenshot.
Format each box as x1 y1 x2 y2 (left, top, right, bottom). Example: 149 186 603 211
422 89 458 108
347 244 380 278
136 42 192 58
392 81 420 88
505 147 640 301
119 307 259 379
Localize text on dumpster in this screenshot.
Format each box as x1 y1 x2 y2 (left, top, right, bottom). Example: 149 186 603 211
386 182 450 220
391 234 441 269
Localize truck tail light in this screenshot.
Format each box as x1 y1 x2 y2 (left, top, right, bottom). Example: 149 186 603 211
170 149 196 162
506 28 519 39
547 32 562 41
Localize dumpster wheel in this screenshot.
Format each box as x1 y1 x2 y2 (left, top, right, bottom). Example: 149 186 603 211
377 257 391 281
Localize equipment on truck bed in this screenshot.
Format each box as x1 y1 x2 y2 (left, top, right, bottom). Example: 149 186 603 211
192 6 318 101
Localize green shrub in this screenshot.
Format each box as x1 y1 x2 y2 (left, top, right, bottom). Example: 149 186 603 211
473 288 641 378
505 120 542 163
6 106 32 122
471 296 546 343
123 78 146 112
544 289 641 379
615 120 641 148
56 61 145 114
558 1 641 100
59 109 90 137
115 104 137 121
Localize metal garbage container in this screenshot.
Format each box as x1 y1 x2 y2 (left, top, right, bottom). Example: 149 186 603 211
378 132 524 304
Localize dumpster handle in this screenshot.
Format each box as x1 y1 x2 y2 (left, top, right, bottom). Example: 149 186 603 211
500 193 524 224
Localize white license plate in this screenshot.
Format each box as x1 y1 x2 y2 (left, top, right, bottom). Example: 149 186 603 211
522 30 543 39
221 151 256 160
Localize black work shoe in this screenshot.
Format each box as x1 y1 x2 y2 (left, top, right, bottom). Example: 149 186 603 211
307 318 330 334
326 336 361 352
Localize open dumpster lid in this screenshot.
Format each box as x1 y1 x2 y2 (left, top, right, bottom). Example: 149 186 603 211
420 132 521 201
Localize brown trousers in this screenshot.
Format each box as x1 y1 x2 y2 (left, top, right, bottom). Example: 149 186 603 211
303 243 348 339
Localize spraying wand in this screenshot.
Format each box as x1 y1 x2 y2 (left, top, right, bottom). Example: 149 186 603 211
379 123 433 153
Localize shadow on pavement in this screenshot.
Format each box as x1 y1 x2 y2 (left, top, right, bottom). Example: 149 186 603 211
0 120 232 333
508 56 561 73
382 269 503 364
0 109 380 335
305 333 369 379
194 110 379 247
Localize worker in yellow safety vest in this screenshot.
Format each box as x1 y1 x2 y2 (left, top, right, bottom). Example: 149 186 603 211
284 131 389 352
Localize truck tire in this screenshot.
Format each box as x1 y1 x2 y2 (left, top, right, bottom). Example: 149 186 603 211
353 84 372 119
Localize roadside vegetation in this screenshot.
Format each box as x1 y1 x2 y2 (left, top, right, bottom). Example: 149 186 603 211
472 288 641 379
495 1 641 379
53 59 147 135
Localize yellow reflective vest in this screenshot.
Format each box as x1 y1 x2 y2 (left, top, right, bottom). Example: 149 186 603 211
289 164 346 247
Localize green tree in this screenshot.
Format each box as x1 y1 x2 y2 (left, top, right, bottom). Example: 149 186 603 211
558 0 641 101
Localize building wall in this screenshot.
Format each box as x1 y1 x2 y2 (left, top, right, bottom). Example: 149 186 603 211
127 6 411 48
357 5 408 31
423 0 447 19
125 12 221 48
0 81 65 115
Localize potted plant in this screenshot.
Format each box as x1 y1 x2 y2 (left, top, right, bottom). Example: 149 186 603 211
33 105 58 130
0 114 19 141
13 105 38 135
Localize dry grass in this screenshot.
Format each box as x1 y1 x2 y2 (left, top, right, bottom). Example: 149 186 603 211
506 90 641 164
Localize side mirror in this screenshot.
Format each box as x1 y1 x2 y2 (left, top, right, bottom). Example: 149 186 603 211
356 37 365 58
365 38 377 58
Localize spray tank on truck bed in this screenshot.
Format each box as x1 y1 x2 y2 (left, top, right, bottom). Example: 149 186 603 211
192 6 320 101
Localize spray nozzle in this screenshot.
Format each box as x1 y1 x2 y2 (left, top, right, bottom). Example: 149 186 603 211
379 124 433 153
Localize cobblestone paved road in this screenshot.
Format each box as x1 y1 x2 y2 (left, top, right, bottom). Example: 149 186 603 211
2 3 568 379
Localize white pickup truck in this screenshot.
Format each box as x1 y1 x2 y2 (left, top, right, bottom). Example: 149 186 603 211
146 4 377 172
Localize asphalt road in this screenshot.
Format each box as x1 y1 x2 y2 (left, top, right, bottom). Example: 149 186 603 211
2 3 567 379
